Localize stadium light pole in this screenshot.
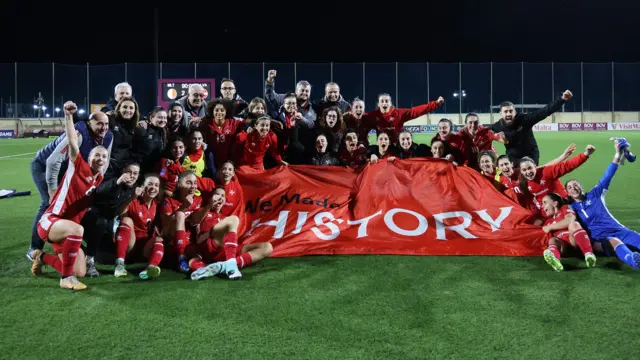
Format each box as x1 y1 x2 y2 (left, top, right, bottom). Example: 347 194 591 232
453 90 466 114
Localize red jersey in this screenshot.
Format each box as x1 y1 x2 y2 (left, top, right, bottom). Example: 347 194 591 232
343 113 375 147
499 169 520 190
339 147 368 169
431 133 467 165
46 155 103 224
196 177 217 200
519 153 589 210
221 180 242 216
459 126 500 169
235 130 282 170
161 195 204 217
159 158 185 193
543 205 575 241
200 117 244 168
365 101 440 143
127 197 158 239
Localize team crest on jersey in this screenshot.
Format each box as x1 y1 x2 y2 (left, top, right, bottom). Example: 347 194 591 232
138 211 143 217
251 142 256 147
390 117 395 122
224 129 231 134
229 190 235 195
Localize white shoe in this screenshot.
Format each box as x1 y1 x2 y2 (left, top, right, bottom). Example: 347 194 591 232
225 258 242 280
191 262 223 280
114 264 128 277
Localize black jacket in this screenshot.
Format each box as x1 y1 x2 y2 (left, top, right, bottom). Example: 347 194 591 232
92 178 135 218
396 143 431 159
311 152 340 166
132 124 166 174
490 98 565 162
106 114 136 179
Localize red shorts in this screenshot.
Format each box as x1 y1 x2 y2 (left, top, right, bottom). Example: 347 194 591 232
552 231 571 244
37 213 62 243
186 238 226 263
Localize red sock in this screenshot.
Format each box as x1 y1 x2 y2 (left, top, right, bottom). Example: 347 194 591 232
189 258 206 271
148 241 164 267
115 224 131 261
547 244 561 260
235 252 253 269
43 253 62 273
61 235 83 277
223 232 238 261
175 230 187 257
572 229 594 255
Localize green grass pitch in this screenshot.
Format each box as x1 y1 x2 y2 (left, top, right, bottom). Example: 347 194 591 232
0 132 639 359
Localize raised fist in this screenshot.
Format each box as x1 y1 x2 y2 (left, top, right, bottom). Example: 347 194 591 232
437 96 445 104
267 70 277 81
562 90 573 101
584 144 596 156
63 101 78 115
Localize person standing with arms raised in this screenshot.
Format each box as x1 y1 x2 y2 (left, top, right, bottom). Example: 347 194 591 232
491 90 573 165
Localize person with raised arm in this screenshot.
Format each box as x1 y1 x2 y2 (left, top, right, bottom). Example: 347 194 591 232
31 101 109 291
566 139 640 269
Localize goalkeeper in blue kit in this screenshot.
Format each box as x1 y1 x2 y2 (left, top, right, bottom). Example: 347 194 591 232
565 139 640 269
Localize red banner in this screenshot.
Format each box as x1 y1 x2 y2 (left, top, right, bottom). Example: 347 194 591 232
235 159 546 257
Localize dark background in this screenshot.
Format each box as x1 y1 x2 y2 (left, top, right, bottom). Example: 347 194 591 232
1 2 638 115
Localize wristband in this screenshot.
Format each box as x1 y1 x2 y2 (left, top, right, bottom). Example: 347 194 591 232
614 153 621 161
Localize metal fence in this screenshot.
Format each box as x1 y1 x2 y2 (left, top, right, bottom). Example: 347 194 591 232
1 62 639 117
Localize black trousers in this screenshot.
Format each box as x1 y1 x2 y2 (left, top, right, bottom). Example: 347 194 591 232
80 207 116 263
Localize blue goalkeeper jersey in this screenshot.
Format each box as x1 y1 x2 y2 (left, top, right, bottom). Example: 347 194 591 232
570 162 626 240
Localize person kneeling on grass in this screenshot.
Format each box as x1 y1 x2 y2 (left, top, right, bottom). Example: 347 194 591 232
565 139 640 269
31 101 107 290
113 174 164 280
188 187 273 281
541 193 596 272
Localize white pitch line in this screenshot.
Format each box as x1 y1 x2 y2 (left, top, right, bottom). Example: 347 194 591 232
0 152 35 159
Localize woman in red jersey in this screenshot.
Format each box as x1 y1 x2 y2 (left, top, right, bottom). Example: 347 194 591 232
459 113 506 170
517 144 595 220
113 174 164 280
497 144 577 191
338 129 369 169
31 101 109 291
161 171 216 272
200 99 245 168
342 98 374 147
540 192 596 272
366 93 443 143
159 138 186 198
235 116 288 170
217 161 242 216
188 187 273 281
431 118 467 165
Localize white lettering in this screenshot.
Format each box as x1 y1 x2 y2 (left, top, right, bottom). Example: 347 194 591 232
292 211 309 234
433 211 477 240
246 211 289 239
383 208 428 236
475 207 513 232
311 212 341 241
347 210 382 238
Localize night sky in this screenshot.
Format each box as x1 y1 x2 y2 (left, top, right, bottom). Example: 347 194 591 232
1 2 639 114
